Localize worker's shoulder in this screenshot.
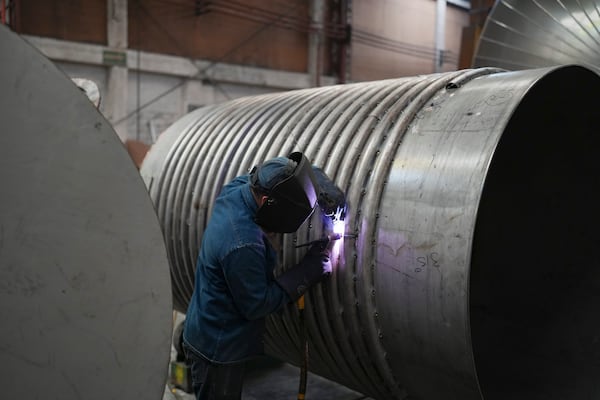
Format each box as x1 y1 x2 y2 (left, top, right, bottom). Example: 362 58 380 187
221 174 251 193
210 220 265 262
210 197 261 240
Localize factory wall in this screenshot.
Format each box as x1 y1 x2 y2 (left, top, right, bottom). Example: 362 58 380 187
15 0 322 73
55 58 291 144
351 0 469 80
127 0 315 73
10 0 471 143
15 0 107 44
14 0 469 80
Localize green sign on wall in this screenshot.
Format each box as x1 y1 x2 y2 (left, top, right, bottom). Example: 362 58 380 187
102 50 127 67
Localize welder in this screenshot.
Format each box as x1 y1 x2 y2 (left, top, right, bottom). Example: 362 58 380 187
182 152 345 400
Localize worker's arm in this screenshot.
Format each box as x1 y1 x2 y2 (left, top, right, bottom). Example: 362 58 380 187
221 244 290 321
222 242 331 319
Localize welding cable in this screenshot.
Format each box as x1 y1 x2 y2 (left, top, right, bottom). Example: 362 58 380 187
296 233 348 399
297 294 308 400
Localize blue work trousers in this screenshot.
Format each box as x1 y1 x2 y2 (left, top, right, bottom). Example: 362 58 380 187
184 343 245 400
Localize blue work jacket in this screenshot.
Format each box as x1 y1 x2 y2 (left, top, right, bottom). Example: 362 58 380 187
183 175 291 364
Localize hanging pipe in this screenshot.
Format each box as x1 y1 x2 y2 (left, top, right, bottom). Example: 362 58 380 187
141 65 600 400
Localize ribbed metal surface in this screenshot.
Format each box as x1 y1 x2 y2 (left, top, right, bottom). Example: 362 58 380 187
473 0 600 71
141 65 600 400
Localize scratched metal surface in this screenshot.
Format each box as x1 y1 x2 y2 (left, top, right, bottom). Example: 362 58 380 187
0 25 173 399
141 65 600 399
473 0 600 72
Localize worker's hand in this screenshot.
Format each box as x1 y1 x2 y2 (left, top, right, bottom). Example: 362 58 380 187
275 242 332 302
304 241 332 275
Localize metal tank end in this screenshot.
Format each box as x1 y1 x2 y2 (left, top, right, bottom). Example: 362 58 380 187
0 25 173 400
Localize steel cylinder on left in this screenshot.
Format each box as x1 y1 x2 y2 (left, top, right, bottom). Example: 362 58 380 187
0 26 173 400
142 65 600 400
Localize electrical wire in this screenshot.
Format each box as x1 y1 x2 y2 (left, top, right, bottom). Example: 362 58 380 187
353 27 458 63
197 1 455 63
207 0 346 39
116 1 457 126
115 0 306 125
135 1 233 101
198 1 456 63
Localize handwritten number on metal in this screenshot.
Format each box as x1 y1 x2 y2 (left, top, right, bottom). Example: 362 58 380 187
415 252 440 272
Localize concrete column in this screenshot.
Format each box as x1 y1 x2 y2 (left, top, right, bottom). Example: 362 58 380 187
308 0 325 87
104 0 129 141
434 0 447 73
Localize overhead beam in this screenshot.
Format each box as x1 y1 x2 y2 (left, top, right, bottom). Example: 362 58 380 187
23 34 336 90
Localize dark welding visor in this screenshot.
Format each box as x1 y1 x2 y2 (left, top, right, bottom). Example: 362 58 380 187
252 152 319 233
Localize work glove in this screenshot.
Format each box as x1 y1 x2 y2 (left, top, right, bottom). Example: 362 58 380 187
276 241 332 302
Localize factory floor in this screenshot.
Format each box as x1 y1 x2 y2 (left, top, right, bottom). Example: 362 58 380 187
165 313 372 400
163 352 372 400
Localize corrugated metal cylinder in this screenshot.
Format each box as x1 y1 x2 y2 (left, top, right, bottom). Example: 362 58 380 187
473 0 600 72
141 65 600 400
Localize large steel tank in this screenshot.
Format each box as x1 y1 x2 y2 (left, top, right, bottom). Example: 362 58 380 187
141 65 600 400
0 26 173 400
473 0 600 71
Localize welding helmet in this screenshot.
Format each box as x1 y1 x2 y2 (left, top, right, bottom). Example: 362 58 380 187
250 152 319 233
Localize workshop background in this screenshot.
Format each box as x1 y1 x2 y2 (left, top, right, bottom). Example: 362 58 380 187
2 1 600 400
2 0 484 147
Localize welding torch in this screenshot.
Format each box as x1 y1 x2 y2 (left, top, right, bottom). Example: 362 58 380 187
294 233 357 248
